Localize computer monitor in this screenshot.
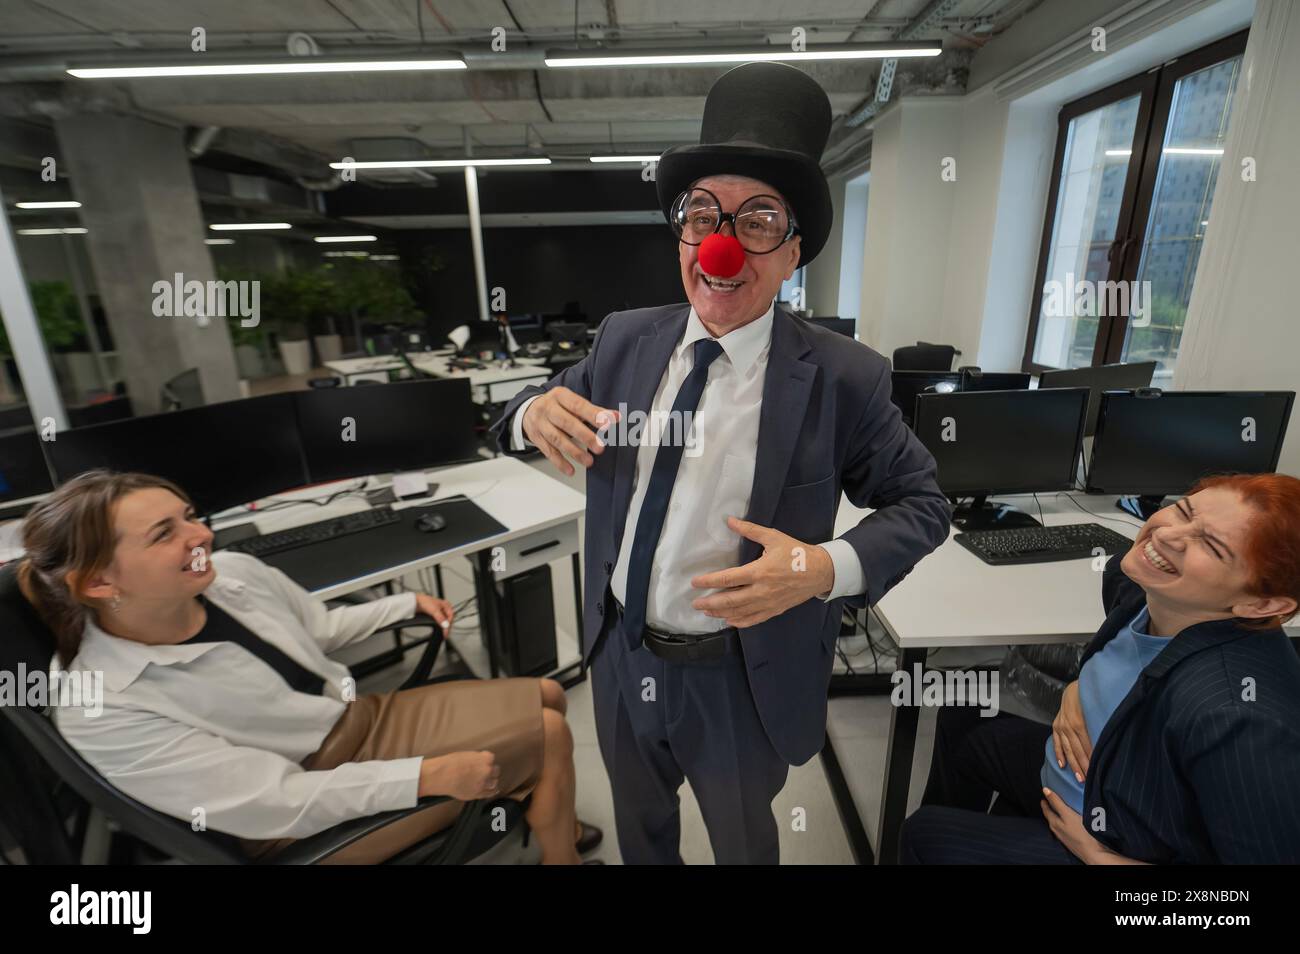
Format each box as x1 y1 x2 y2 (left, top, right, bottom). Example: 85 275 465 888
960 370 1031 392
891 371 961 427
547 322 588 350
47 394 308 517
294 378 479 484
1086 390 1294 517
806 317 856 338
0 428 54 507
914 388 1089 530
1037 361 1157 436
508 313 543 330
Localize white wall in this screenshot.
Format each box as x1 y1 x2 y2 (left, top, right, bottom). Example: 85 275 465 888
837 172 869 325
802 175 845 318
858 98 962 359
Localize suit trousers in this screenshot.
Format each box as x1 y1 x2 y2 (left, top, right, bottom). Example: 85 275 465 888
589 605 789 864
900 703 1081 864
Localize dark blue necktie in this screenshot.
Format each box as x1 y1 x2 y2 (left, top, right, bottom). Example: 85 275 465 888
622 337 725 648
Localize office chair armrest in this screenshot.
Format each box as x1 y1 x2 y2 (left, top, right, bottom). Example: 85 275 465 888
265 795 457 865
369 613 448 690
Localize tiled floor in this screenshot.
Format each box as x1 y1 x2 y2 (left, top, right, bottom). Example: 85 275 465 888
333 418 1032 864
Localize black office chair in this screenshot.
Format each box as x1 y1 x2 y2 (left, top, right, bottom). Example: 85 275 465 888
545 322 588 373
160 368 204 411
892 342 959 372
0 563 525 865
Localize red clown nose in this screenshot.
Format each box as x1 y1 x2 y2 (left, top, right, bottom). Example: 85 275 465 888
698 233 745 278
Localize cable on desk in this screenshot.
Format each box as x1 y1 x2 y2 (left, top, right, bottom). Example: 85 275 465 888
250 482 370 513
1055 491 1145 530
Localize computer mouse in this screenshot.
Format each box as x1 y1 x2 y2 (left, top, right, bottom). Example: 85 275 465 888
416 513 447 533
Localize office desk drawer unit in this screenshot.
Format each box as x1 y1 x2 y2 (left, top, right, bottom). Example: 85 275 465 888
487 520 579 581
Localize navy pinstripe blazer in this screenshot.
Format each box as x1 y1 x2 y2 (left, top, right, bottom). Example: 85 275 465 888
1083 555 1300 864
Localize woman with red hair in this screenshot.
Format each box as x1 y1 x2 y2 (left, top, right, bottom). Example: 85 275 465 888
903 472 1300 864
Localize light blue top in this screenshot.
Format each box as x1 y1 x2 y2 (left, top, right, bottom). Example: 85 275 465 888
1041 605 1173 813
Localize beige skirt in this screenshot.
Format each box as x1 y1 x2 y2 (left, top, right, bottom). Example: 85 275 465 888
243 677 545 864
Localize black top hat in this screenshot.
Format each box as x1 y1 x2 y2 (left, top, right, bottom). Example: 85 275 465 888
656 62 833 268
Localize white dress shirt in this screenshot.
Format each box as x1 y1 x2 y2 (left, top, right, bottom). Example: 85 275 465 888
512 301 865 633
52 551 422 840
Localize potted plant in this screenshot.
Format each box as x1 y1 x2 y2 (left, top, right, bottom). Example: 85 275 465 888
259 268 332 375
324 258 422 347
1 281 90 400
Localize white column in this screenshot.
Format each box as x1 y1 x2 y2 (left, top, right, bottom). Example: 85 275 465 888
464 166 490 324
0 181 67 430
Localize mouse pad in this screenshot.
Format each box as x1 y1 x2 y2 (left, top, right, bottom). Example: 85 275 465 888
258 498 508 594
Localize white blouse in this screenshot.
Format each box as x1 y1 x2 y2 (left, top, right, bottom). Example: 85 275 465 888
52 550 422 840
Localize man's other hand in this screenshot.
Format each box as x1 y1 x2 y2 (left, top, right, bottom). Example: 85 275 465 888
522 386 620 477
689 517 835 628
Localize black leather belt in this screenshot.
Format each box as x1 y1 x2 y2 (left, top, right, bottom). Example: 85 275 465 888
614 599 739 663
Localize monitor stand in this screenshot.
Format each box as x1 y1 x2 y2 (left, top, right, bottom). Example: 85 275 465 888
1117 495 1165 521
950 496 1042 531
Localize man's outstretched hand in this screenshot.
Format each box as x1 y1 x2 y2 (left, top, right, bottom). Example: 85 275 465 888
521 386 620 477
690 517 835 628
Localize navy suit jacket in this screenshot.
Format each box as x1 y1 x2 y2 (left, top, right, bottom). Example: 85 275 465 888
1083 555 1300 863
490 302 951 764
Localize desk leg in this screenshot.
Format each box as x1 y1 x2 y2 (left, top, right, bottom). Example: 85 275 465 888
875 645 925 865
472 551 501 679
433 564 445 600
571 551 585 678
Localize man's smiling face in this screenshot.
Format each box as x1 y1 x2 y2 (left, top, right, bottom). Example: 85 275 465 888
678 174 801 336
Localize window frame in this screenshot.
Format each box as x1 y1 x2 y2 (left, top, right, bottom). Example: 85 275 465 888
1021 29 1249 374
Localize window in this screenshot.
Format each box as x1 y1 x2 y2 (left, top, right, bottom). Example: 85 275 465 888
1023 31 1247 381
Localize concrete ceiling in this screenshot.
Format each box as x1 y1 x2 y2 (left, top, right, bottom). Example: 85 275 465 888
0 0 1045 186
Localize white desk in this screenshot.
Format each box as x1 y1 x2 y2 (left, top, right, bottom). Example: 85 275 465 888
324 351 552 404
322 350 453 386
211 456 587 683
828 490 1144 864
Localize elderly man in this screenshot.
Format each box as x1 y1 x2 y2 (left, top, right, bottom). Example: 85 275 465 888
491 62 950 864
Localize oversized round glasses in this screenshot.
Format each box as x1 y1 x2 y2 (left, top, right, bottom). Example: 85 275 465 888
669 187 798 255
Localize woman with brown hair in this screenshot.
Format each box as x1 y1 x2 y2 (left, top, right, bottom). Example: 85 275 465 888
19 469 599 864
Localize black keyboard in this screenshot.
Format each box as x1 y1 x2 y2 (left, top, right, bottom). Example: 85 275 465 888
221 506 402 558
955 522 1133 566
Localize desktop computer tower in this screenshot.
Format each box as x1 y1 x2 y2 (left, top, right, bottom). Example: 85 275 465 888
487 565 558 677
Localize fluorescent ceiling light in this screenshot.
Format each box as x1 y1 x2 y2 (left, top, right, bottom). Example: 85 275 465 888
313 234 378 243
204 238 236 245
68 58 465 79
209 222 291 231
15 200 82 209
545 44 941 68
589 155 660 163
323 250 370 257
329 157 550 170
17 227 87 235
369 254 400 261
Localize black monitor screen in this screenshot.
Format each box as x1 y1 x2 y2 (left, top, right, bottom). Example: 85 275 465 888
1038 361 1157 436
0 428 54 504
960 370 1031 392
47 394 307 516
294 378 479 484
914 388 1089 497
806 317 856 338
891 371 961 424
1087 391 1294 497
